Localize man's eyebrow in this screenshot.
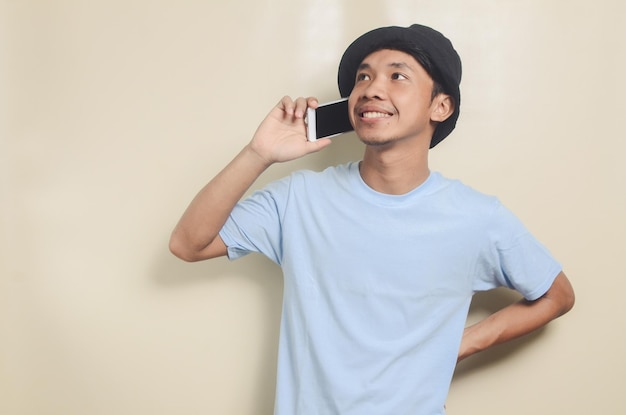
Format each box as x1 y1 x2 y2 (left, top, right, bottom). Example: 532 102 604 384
388 62 414 70
357 62 414 71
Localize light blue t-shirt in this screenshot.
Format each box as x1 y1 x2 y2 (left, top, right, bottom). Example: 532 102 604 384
219 162 561 415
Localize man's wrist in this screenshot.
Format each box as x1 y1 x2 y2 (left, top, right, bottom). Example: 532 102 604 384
243 143 274 171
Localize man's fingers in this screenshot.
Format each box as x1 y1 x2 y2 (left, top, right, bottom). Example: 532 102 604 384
306 96 319 110
279 96 296 116
279 96 319 119
307 137 332 152
293 97 309 119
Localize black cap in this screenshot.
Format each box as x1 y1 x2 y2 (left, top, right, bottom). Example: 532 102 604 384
338 24 462 148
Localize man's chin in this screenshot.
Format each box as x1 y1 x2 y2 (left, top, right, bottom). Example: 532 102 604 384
359 136 397 147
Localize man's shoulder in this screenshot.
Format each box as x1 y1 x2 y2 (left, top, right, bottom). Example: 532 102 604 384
285 162 357 188
259 162 356 199
292 162 355 178
432 172 501 211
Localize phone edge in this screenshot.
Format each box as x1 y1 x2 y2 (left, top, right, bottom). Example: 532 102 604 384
306 107 317 142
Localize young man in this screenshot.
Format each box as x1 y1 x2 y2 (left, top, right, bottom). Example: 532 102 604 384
170 24 574 414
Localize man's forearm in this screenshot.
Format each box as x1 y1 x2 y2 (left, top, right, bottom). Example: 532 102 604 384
458 272 575 361
169 144 271 261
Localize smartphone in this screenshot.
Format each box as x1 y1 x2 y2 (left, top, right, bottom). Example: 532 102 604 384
306 98 353 141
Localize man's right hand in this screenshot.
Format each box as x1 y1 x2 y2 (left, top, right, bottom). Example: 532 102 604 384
248 96 332 166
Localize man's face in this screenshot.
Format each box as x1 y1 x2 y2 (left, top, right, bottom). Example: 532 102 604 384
348 49 440 147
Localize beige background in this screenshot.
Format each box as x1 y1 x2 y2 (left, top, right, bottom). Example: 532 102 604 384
2 1 625 414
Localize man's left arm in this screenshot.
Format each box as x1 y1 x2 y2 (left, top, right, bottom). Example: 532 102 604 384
458 271 575 362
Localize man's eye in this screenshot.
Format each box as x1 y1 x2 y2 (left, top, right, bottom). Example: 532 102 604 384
356 73 371 82
391 73 408 80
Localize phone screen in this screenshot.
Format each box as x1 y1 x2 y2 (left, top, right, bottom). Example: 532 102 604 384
311 98 353 140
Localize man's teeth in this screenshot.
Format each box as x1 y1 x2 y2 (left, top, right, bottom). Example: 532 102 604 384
362 111 391 118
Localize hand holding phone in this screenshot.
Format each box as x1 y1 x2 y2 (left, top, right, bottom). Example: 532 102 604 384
306 98 354 142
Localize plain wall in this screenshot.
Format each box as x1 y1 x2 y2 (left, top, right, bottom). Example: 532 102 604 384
2 1 625 414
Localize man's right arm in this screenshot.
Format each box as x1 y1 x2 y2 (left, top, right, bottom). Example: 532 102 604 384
169 96 332 262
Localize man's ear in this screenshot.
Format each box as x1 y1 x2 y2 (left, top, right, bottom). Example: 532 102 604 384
430 94 455 123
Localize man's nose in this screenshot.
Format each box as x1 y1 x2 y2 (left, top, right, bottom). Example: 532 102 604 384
361 77 387 100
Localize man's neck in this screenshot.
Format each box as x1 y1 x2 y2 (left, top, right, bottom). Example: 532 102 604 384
359 143 430 195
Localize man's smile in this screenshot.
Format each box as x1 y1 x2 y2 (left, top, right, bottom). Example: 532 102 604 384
361 111 392 119
356 104 395 120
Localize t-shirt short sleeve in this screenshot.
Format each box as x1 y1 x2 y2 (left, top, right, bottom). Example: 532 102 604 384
218 177 290 264
473 201 562 301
